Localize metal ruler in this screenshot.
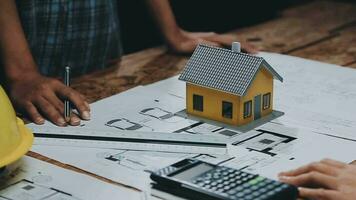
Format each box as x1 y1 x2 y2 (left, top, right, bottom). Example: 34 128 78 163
33 126 228 154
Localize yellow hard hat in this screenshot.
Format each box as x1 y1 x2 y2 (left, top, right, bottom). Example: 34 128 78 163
0 86 33 168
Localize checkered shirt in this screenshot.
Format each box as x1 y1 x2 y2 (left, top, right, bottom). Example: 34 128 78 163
16 0 123 77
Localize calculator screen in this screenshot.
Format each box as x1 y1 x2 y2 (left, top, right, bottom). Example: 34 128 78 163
172 163 213 181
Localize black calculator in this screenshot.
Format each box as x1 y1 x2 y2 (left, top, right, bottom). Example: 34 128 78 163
150 158 298 200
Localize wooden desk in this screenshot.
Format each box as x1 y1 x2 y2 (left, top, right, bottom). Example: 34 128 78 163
27 0 356 196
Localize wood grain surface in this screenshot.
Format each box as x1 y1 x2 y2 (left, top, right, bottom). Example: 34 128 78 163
26 0 356 197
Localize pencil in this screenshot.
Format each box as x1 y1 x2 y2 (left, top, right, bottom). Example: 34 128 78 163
64 66 71 121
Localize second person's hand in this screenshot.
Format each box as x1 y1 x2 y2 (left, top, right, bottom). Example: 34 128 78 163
167 29 259 54
8 72 90 126
279 159 356 200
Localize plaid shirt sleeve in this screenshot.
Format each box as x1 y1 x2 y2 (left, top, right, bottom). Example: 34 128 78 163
16 0 123 77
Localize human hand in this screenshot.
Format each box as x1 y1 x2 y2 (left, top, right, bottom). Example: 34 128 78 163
278 159 356 200
8 72 90 126
167 29 259 54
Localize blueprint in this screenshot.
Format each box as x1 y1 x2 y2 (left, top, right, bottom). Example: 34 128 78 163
30 144 231 191
0 156 143 200
31 122 356 192
26 52 356 195
28 76 244 148
29 52 356 142
261 52 356 140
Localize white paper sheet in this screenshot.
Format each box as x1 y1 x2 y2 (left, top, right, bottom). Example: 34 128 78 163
29 76 240 153
0 156 143 200
225 123 356 180
29 52 356 143
30 145 231 191
260 52 356 140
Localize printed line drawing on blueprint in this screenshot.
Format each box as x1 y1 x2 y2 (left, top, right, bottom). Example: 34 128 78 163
0 156 143 200
0 179 81 200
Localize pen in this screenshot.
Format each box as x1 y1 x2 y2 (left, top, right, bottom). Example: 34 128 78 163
64 66 71 121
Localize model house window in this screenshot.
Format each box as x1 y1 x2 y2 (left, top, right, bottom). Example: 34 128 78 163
243 100 252 118
263 93 271 110
193 94 204 111
222 101 233 119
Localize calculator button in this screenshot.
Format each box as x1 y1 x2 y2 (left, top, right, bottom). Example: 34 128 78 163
197 182 205 187
247 174 255 179
250 185 259 191
204 185 212 189
273 187 283 193
267 191 276 196
252 191 261 197
235 192 245 198
266 184 275 190
259 187 268 193
256 181 267 188
280 184 289 189
217 188 225 193
244 189 252 194
272 181 282 187
240 173 248 177
227 189 237 195
223 186 231 191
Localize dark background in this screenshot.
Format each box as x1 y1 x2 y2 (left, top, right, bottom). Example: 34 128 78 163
117 0 307 54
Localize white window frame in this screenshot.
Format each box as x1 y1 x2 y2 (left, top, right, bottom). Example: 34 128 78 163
263 93 271 110
243 100 252 118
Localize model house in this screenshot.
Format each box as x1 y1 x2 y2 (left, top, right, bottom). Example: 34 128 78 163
179 42 283 126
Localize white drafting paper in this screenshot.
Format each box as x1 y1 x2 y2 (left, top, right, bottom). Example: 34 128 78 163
29 76 241 152
259 52 356 140
32 121 356 193
0 156 143 200
30 145 230 191
225 123 356 180
29 52 356 143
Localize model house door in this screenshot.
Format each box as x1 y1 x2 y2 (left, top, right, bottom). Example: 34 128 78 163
254 95 261 120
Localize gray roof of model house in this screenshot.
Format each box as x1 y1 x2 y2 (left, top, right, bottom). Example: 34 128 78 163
178 44 283 96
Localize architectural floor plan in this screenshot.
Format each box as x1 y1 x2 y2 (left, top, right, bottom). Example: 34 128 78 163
0 157 143 200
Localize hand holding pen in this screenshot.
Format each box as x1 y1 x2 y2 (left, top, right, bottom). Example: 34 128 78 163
8 67 91 126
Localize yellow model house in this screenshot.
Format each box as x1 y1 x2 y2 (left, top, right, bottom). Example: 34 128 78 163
179 42 283 126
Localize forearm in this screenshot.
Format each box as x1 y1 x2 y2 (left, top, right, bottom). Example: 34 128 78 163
145 0 181 44
0 0 38 83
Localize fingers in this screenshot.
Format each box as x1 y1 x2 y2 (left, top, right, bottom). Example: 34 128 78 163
279 162 338 177
55 82 91 121
69 112 81 126
189 31 217 38
279 172 337 189
34 96 66 126
298 187 340 200
24 102 45 125
204 34 236 46
41 82 84 126
320 159 347 168
241 42 259 54
199 39 222 48
202 34 259 54
43 89 64 114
